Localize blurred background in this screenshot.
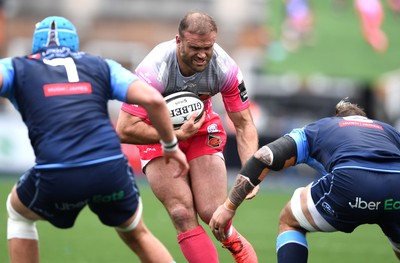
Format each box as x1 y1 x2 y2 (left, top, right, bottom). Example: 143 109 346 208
0 0 399 185
1 1 400 262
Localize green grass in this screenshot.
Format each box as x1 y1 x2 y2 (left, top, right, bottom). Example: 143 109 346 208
0 176 397 262
265 1 400 83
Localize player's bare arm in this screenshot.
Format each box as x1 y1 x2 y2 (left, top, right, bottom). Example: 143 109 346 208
116 111 161 145
227 108 260 199
227 108 259 165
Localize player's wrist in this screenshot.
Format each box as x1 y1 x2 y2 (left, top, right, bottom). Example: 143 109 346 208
160 136 178 152
224 199 237 212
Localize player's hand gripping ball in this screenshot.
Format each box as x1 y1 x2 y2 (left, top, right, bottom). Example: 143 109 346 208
164 91 205 129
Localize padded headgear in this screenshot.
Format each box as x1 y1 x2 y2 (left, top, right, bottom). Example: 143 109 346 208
32 16 79 54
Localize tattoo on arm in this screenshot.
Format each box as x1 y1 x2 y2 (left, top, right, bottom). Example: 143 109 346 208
257 145 273 166
228 175 255 207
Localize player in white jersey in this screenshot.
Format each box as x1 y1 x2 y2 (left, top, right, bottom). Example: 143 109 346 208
116 11 259 263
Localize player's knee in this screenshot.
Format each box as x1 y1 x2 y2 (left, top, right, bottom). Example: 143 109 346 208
278 201 293 230
169 205 194 228
6 194 38 240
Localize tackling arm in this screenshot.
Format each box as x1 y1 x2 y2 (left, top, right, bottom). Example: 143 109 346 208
225 136 298 210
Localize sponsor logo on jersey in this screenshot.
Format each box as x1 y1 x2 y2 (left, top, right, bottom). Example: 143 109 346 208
238 82 248 102
55 200 88 211
322 201 336 217
143 147 157 153
43 82 92 96
138 71 152 84
349 197 400 210
207 134 222 148
207 123 220 133
339 121 383 130
92 190 125 203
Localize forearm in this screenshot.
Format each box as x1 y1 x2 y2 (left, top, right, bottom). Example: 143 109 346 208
226 175 256 210
227 154 269 208
226 136 298 209
235 123 259 165
146 102 177 145
118 120 161 145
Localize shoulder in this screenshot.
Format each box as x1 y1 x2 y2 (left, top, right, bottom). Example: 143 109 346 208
210 43 241 85
287 128 307 143
212 43 237 70
136 39 176 72
0 57 15 96
0 57 14 68
142 39 176 64
134 40 176 89
74 52 107 65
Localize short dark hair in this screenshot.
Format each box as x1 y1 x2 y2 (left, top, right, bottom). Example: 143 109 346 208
335 98 367 117
178 11 218 38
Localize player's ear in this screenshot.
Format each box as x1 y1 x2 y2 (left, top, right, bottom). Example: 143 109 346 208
175 34 181 44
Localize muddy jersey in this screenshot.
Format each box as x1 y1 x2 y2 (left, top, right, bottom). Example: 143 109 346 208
121 39 249 122
288 115 400 175
0 46 137 167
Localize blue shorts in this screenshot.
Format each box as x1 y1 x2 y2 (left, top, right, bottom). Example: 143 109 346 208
16 157 140 229
311 168 400 242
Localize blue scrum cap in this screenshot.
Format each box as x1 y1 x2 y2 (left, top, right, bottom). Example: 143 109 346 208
32 16 79 53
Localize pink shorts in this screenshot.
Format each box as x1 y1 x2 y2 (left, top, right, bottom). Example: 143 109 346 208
136 113 227 170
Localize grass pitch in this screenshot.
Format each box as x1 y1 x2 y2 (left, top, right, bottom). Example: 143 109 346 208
0 175 397 262
265 0 400 82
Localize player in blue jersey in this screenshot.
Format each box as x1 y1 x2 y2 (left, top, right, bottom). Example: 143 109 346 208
0 16 189 263
209 99 400 262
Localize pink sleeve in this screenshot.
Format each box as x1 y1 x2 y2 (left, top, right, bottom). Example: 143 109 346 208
121 102 149 119
221 69 250 113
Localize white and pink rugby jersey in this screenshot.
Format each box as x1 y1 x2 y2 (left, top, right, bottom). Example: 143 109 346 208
121 39 250 121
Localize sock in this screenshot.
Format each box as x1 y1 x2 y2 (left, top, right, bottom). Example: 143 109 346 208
177 225 219 263
276 230 308 263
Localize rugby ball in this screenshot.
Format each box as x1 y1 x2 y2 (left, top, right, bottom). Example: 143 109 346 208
164 91 204 129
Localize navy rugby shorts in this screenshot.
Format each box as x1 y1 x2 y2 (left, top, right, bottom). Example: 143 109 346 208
16 157 140 229
311 168 400 243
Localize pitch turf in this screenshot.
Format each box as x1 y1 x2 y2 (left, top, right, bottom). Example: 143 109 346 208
265 0 400 82
0 175 396 262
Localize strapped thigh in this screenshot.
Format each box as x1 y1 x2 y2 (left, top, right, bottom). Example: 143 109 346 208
7 194 38 240
291 187 336 232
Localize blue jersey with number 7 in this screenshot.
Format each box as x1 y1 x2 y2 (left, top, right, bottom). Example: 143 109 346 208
0 46 138 167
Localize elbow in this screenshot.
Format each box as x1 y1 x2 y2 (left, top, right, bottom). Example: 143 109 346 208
115 117 132 144
115 124 129 143
141 92 165 111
